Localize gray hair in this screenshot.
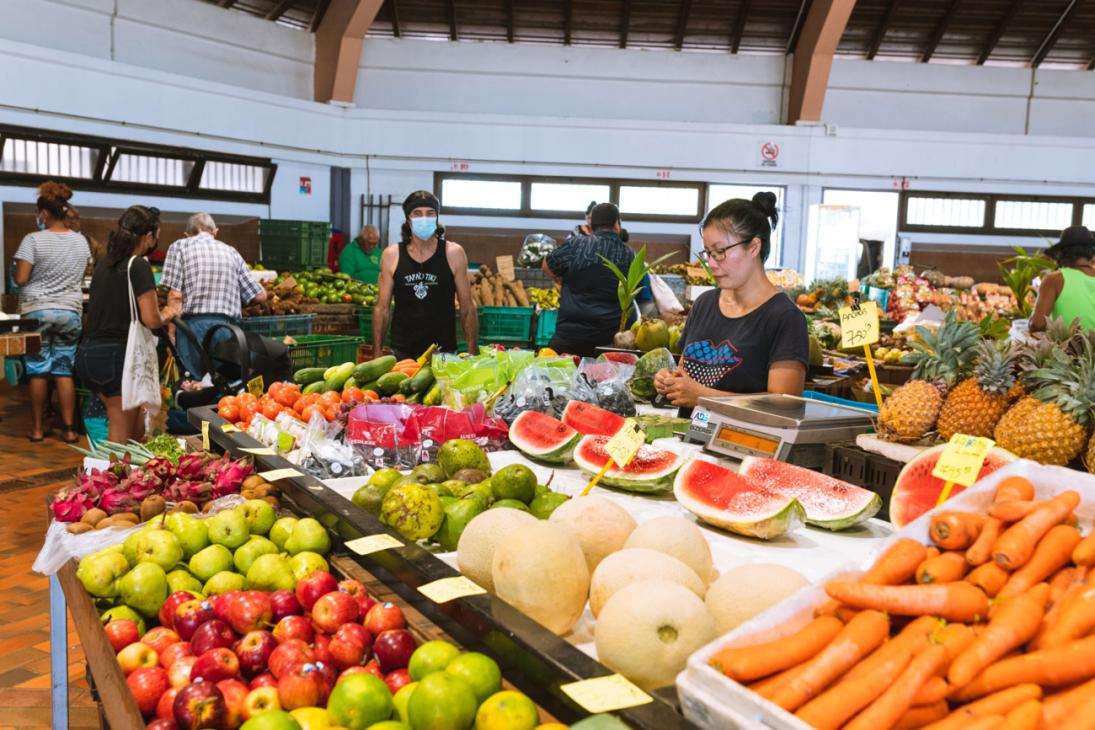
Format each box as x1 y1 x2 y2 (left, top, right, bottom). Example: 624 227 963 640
359 224 379 238
187 212 217 235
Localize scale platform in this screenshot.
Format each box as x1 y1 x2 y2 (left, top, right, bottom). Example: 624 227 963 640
687 393 876 469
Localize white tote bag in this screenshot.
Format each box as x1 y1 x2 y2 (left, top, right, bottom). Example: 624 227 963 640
649 273 685 314
121 257 162 412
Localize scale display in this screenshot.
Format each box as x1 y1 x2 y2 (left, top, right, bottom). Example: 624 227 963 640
715 426 780 458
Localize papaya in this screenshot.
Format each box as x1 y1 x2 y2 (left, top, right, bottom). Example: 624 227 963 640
343 376 360 391
406 365 434 394
293 367 327 385
353 355 396 384
302 380 326 395
323 362 355 391
376 371 410 396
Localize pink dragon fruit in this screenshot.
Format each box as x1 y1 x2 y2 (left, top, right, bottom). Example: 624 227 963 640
143 457 176 483
164 480 212 505
51 489 95 522
120 471 161 502
176 453 210 481
98 486 139 516
78 468 119 500
107 453 133 480
212 458 253 499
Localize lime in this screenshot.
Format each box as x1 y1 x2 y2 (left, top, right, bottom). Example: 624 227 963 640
491 499 530 513
408 640 461 681
407 672 477 730
369 468 404 490
474 691 539 730
326 674 394 730
392 682 417 724
444 652 502 705
490 464 537 504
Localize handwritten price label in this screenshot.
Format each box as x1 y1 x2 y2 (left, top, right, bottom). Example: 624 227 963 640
247 376 265 397
221 423 240 433
239 447 275 455
495 255 515 282
605 421 646 469
418 576 486 604
932 434 995 488
560 674 653 714
201 421 210 451
345 534 404 556
257 468 303 482
838 301 881 349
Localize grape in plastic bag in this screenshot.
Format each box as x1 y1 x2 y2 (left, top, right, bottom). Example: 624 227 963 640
555 359 636 417
492 357 576 422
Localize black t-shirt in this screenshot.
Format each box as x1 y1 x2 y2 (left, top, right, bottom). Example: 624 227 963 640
84 257 156 343
546 231 635 345
680 290 809 395
391 242 457 354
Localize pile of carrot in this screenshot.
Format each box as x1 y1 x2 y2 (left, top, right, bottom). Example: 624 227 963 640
709 476 1095 730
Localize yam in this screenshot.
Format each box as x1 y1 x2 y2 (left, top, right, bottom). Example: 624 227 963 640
493 276 505 306
480 281 496 306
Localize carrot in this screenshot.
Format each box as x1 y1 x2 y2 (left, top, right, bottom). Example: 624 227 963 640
1074 533 1095 567
953 634 1095 700
967 517 1003 567
864 539 930 585
1049 566 1083 604
825 581 990 623
912 675 950 705
993 490 1081 570
997 524 1081 599
1056 692 1095 730
1032 577 1087 650
925 546 941 561
996 699 1040 730
917 552 969 584
844 644 947 730
768 610 890 712
959 717 1005 730
1042 677 1095 727
994 476 1035 503
1037 584 1095 649
893 701 948 730
988 500 1040 522
967 562 1010 598
794 646 913 730
947 583 1049 689
844 616 940 683
931 511 985 550
709 615 843 682
952 684 1042 718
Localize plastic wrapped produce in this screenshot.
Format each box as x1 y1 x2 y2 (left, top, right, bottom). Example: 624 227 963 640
492 356 577 422
554 359 637 417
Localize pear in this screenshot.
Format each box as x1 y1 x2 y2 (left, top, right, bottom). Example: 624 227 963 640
119 562 168 618
204 571 246 595
166 569 204 595
164 512 209 559
245 553 295 592
284 518 330 556
269 517 298 551
233 536 278 574
206 508 250 549
287 552 329 581
133 527 183 572
241 499 277 536
76 551 130 598
189 544 233 582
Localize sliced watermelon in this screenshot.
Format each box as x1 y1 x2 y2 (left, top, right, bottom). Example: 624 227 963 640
890 445 1016 528
738 457 882 531
561 401 626 437
509 411 580 463
596 352 639 366
572 435 683 493
673 459 804 540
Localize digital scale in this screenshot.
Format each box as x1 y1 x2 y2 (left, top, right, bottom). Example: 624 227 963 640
686 393 876 469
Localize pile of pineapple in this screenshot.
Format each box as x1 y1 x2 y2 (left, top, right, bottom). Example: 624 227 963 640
878 314 1095 471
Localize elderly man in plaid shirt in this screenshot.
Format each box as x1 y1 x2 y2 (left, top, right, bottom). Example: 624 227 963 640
163 213 266 377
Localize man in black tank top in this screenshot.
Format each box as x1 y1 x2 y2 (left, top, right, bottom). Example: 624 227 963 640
373 192 479 359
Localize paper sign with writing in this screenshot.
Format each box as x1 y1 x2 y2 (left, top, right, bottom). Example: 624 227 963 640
222 423 240 433
257 468 303 482
838 301 881 349
247 375 265 397
496 255 516 282
560 674 653 714
418 576 487 604
605 421 646 469
345 534 404 556
932 434 995 488
201 421 210 451
276 432 295 452
239 447 275 456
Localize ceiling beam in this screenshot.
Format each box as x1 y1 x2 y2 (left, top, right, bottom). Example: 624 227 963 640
264 0 295 21
449 0 458 40
731 0 752 54
866 0 898 60
620 0 632 48
977 0 1021 65
506 0 515 42
786 0 810 54
314 0 384 103
787 0 857 123
1032 0 1080 68
310 0 332 32
675 0 692 50
391 0 401 37
564 0 573 45
921 0 961 62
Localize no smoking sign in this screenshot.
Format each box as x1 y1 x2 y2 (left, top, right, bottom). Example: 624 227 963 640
760 142 780 167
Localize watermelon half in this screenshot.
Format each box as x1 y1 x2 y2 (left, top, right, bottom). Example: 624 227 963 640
890 445 1017 528
561 401 626 437
673 459 805 540
572 435 683 493
509 411 581 463
738 457 882 531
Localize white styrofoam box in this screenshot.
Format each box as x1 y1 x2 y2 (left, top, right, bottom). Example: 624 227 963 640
83 456 110 473
251 270 278 283
677 460 1095 730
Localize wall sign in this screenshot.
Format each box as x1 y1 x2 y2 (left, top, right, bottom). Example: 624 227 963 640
299 176 312 194
760 142 780 168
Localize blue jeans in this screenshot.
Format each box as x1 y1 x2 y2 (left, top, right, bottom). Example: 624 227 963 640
178 314 237 378
24 308 82 377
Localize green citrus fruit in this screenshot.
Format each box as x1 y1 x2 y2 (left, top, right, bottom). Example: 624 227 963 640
408 640 461 681
326 673 394 730
445 652 502 705
407 672 477 730
474 691 539 730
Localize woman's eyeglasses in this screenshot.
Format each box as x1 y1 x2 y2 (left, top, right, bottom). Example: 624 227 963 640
698 238 751 263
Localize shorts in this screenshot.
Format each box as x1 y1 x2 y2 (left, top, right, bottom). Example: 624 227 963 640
24 308 82 377
75 340 126 398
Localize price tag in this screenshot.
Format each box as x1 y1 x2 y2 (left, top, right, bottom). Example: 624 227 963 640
239 447 275 455
276 432 295 452
345 534 404 556
257 468 303 482
201 421 210 451
417 576 487 604
222 423 240 433
247 375 265 397
605 421 646 469
495 255 515 282
838 301 881 349
560 674 653 714
932 434 995 488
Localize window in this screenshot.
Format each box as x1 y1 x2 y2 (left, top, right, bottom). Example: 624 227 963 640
0 137 97 178
618 185 701 217
109 152 193 187
1084 204 1095 229
200 161 269 194
994 200 1073 231
530 182 610 212
440 178 522 210
905 196 986 228
823 189 900 275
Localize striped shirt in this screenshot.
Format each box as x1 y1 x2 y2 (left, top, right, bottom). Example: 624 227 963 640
13 230 91 314
161 232 262 318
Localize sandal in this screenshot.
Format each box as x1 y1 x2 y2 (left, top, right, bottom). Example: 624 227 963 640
28 430 51 442
59 425 80 444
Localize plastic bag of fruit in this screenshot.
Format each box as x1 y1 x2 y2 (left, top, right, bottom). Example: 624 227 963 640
556 358 637 416
404 404 511 461
345 403 419 469
432 349 535 409
491 356 577 422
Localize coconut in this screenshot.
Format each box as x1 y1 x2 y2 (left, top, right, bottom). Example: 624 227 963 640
706 563 810 634
548 496 637 572
595 579 716 690
635 319 669 353
589 548 705 617
623 516 714 585
612 331 637 350
491 521 589 635
456 508 538 592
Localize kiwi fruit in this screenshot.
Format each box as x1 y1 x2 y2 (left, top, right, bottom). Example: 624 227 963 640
95 517 121 529
140 495 166 522
252 484 275 498
114 512 139 523
81 508 108 527
202 502 216 513
261 496 280 508
177 501 199 514
67 522 94 534
240 488 256 500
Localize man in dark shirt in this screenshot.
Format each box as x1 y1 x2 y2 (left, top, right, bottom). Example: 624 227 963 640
545 203 635 358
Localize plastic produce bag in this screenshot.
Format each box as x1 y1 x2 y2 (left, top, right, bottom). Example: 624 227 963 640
298 410 364 479
517 233 556 267
432 350 536 409
404 404 511 459
345 403 419 469
556 358 637 417
492 356 577 422
629 347 676 403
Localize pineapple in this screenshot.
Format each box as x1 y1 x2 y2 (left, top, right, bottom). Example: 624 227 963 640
936 340 1017 440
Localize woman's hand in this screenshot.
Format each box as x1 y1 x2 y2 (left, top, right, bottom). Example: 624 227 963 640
654 367 675 395
664 368 705 408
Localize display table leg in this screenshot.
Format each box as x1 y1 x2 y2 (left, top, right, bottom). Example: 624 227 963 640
50 573 68 729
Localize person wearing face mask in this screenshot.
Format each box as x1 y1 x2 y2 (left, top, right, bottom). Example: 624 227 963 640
374 191 479 359
11 182 92 442
654 193 808 414
75 206 179 443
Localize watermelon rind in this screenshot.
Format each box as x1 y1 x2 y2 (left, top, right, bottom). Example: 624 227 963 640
572 435 683 493
890 445 1016 528
672 459 805 540
509 411 581 464
561 401 626 437
738 456 882 531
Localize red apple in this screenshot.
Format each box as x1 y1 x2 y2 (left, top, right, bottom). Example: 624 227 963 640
225 591 273 635
384 667 412 695
362 659 384 679
249 671 277 689
242 685 281 720
337 666 374 685
141 627 180 657
212 591 242 623
233 630 278 678
173 599 216 642
159 641 193 670
216 678 249 728
127 666 169 716
334 623 372 653
173 682 227 730
295 570 339 611
168 656 197 689
328 634 367 670
268 590 302 621
311 591 359 633
276 662 328 710
118 642 159 675
339 579 379 618
314 660 337 690
268 639 314 679
159 591 200 630
312 632 333 666
103 619 140 653
372 629 417 673
190 620 236 655
272 615 314 644
190 647 240 684
364 602 405 635
157 687 179 720
147 719 177 730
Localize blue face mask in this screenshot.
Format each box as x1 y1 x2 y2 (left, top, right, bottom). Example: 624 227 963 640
36 217 46 231
411 217 438 241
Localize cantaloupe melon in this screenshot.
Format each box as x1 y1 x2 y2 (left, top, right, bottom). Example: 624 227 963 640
705 563 809 634
589 548 705 618
623 516 714 585
548 496 637 573
456 508 538 592
491 521 589 635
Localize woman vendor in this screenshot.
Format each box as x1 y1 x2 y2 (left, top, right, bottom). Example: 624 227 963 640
1030 225 1095 333
654 193 808 412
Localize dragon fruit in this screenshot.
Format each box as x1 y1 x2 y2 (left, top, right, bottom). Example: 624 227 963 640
176 453 211 481
107 453 133 480
78 468 119 500
207 455 253 498
164 480 212 505
143 457 176 483
119 471 161 502
51 489 95 522
98 486 139 516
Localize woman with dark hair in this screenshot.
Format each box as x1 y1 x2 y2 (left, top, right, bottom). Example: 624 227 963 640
1030 225 1095 332
75 206 178 443
654 192 808 412
12 182 91 442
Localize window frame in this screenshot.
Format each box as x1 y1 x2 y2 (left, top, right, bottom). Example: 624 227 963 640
899 190 1085 237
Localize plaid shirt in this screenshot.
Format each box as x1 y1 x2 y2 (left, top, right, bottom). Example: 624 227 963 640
161 232 262 318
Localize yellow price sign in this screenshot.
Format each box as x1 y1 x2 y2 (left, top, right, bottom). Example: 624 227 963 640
838 301 881 349
257 468 304 482
560 674 653 714
605 420 646 469
276 432 295 452
201 421 210 451
417 576 487 604
247 375 265 397
345 534 404 556
495 255 516 282
239 447 275 455
222 423 240 433
932 434 995 489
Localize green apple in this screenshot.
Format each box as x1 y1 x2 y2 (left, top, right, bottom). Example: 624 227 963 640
166 569 204 595
99 605 146 635
245 553 295 592
241 499 277 536
204 570 246 595
164 512 209 559
284 518 330 556
287 552 329 582
269 517 298 551
206 508 250 549
233 536 278 574
188 544 233 582
133 528 183 572
76 551 130 598
119 562 168 618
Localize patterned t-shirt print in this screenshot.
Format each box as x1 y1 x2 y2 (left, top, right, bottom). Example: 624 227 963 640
683 339 742 387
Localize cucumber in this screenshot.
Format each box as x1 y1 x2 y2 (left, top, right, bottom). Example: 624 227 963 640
360 379 380 394
302 380 326 395
353 355 396 384
343 376 360 391
406 365 434 394
293 367 328 385
323 362 355 392
376 371 410 396
406 392 422 405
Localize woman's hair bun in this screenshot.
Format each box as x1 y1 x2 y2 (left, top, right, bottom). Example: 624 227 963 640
38 181 73 202
752 191 779 226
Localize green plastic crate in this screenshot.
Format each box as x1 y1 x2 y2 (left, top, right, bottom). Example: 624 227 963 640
260 233 328 269
534 309 558 346
479 306 534 344
288 335 366 371
260 219 332 237
241 314 315 337
357 307 392 346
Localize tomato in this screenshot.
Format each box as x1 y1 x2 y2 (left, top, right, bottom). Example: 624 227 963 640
300 405 322 423
239 403 258 424
274 387 300 408
218 404 240 422
298 394 319 409
362 390 379 402
342 387 364 404
319 391 342 408
261 401 283 420
238 392 258 406
217 395 239 411
324 405 341 421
